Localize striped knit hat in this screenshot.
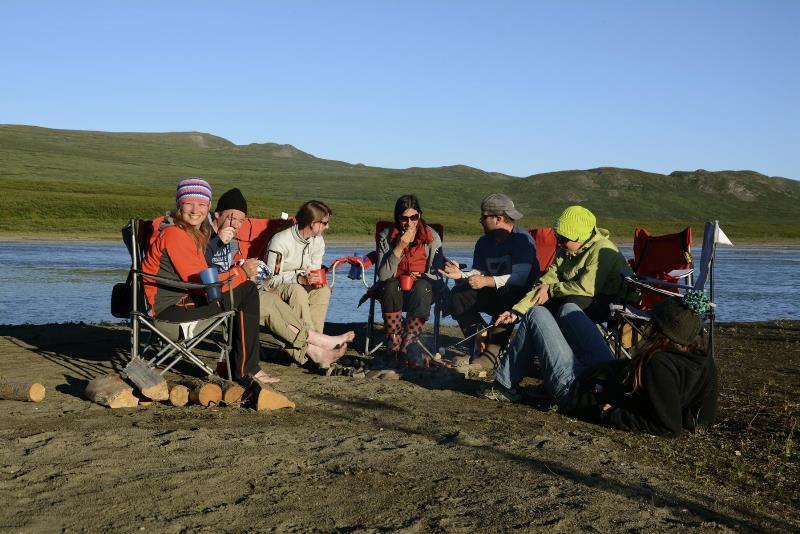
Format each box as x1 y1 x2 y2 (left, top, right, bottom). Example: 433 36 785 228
176 177 212 206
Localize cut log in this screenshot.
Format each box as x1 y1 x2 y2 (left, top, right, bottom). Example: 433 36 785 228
166 382 190 407
0 378 45 402
177 378 222 407
240 377 295 411
85 374 139 409
207 375 245 405
123 357 169 401
253 388 295 411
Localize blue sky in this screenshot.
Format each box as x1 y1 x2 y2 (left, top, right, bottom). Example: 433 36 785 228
1 1 797 179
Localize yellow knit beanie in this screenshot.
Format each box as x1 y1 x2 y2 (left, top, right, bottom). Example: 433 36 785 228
554 205 596 242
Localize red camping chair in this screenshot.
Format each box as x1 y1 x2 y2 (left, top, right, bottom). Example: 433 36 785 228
529 226 558 273
236 216 295 260
629 226 693 310
609 226 694 357
619 221 730 359
356 221 446 357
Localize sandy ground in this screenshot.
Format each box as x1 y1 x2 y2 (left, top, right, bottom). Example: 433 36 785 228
0 321 797 532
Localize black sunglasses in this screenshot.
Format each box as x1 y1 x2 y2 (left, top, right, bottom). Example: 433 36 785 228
399 213 420 223
556 233 570 245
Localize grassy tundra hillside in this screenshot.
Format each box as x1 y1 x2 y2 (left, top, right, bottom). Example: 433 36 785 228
1 124 798 240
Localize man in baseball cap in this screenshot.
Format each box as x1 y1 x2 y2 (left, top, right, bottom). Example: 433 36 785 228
439 193 539 369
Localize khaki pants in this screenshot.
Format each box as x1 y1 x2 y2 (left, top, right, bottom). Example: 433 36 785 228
258 289 310 365
275 283 331 333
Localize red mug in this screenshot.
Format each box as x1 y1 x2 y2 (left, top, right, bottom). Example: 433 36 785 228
399 274 415 291
309 267 327 287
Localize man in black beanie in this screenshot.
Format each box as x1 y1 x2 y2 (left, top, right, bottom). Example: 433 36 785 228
206 188 249 270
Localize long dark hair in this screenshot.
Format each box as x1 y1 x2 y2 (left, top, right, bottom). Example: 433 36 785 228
394 194 427 230
626 325 706 394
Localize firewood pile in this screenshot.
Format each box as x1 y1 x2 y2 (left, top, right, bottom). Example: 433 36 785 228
82 357 294 411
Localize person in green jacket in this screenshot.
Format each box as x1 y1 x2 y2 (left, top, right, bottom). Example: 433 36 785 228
498 205 631 325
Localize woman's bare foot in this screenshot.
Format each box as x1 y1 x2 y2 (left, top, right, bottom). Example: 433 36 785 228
308 330 356 350
253 369 280 385
306 342 347 368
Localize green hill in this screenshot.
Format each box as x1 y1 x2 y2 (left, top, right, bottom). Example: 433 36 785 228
1 124 797 241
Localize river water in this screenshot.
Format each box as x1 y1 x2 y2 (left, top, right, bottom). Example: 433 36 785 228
0 242 797 325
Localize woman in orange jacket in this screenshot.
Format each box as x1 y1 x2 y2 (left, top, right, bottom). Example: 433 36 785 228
142 177 277 385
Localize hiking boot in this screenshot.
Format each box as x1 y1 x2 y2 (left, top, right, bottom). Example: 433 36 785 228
481 383 523 403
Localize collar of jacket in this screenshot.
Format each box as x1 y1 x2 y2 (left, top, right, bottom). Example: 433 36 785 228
291 224 311 244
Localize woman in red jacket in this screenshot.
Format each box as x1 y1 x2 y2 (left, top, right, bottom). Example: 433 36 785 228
375 194 444 366
142 177 278 385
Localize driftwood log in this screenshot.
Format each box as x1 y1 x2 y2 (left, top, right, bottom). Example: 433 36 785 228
85 374 139 408
207 375 245 405
176 378 222 407
123 357 169 401
0 377 45 402
240 377 295 411
166 382 190 407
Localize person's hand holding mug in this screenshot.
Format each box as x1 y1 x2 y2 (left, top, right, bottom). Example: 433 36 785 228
494 310 520 325
306 269 324 287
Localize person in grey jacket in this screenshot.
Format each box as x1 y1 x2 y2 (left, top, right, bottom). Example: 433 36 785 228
375 194 444 366
264 200 332 333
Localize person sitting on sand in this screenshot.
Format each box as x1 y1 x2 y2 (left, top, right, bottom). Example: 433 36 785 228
375 194 444 367
141 177 274 387
439 193 538 370
263 200 332 334
206 188 352 371
506 205 632 324
485 291 718 436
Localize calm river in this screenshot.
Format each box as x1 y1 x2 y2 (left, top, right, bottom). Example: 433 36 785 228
0 242 797 325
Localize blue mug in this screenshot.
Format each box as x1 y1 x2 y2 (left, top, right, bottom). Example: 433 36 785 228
199 266 222 302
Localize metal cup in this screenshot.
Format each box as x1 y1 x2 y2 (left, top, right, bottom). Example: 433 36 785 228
199 266 222 302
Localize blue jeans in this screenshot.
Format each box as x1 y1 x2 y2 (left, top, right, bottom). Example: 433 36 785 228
494 303 613 409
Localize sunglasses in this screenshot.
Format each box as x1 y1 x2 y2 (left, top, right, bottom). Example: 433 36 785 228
555 234 570 245
399 213 420 223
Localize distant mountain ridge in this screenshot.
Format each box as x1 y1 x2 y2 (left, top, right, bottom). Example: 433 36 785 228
0 124 797 240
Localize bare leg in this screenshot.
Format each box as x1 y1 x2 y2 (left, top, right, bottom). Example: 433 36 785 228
307 329 355 349
286 324 348 368
306 343 347 368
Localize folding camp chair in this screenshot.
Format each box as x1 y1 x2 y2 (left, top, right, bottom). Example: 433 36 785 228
236 216 295 260
362 221 446 357
611 221 732 358
529 226 558 273
122 218 237 377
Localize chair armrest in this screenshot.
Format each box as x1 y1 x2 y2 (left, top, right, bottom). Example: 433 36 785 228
134 270 232 291
625 274 692 291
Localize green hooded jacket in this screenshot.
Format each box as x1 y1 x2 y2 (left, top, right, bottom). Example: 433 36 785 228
512 228 632 316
